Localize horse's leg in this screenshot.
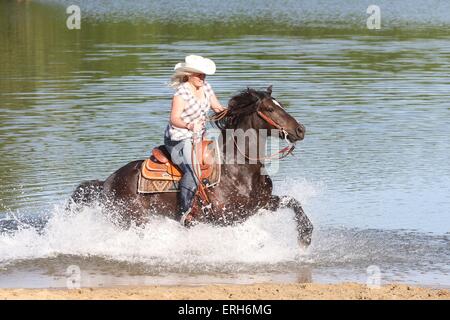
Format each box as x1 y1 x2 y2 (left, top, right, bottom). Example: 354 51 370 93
266 195 313 247
101 160 150 227
66 179 104 211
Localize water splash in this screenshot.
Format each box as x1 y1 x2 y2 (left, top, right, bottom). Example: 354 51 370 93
0 179 320 269
1 178 448 287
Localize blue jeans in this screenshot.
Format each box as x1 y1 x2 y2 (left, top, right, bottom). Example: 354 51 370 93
164 135 199 214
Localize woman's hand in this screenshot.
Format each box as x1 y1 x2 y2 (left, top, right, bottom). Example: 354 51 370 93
186 119 204 132
215 105 226 113
171 96 204 132
210 93 226 113
191 119 205 132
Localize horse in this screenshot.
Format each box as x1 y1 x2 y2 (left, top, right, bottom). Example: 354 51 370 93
68 86 313 246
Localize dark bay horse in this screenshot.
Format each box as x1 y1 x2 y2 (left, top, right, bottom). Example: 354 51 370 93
68 86 313 246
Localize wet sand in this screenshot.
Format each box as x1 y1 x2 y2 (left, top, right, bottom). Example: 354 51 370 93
1 282 448 300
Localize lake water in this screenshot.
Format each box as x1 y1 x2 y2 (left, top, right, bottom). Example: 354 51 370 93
0 0 449 288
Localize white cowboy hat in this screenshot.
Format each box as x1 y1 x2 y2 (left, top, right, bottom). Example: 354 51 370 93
174 55 216 75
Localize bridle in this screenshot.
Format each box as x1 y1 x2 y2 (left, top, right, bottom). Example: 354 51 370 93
207 99 296 162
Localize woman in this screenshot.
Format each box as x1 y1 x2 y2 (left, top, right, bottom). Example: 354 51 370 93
164 55 226 225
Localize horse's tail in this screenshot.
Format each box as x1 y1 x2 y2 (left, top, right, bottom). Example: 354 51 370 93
66 179 104 211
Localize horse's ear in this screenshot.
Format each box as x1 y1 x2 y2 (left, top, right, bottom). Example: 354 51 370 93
267 85 273 96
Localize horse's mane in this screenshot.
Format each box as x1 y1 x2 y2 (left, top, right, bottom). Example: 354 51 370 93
215 88 270 129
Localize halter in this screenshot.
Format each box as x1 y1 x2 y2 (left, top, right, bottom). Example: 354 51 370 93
236 110 296 162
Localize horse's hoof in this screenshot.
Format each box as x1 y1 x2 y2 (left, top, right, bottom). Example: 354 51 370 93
298 237 312 250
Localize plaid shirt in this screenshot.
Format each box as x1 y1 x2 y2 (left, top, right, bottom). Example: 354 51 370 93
165 81 215 141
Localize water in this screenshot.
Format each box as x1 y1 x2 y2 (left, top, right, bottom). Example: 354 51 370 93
0 0 449 288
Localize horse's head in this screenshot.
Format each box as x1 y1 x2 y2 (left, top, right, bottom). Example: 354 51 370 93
256 85 305 142
219 86 305 143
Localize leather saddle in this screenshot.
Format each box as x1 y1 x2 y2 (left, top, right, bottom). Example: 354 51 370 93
141 140 215 182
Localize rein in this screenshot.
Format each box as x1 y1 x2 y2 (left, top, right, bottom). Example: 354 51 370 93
206 107 296 162
190 134 211 208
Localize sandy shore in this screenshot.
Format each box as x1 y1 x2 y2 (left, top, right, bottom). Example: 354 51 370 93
1 283 448 300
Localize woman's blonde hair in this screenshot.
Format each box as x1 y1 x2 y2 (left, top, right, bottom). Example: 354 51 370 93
169 70 193 88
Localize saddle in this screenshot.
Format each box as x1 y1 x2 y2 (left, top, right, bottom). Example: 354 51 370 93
141 147 183 181
138 140 220 194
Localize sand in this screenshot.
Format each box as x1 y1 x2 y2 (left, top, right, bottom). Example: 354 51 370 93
0 282 448 300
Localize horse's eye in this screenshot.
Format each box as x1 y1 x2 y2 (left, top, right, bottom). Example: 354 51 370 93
261 105 274 112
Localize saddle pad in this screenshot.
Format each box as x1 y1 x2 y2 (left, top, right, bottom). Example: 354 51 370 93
138 159 181 194
137 174 180 194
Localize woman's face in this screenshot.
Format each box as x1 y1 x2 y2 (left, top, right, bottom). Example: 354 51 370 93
188 72 206 87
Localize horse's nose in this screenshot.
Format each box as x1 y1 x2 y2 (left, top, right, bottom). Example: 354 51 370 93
296 124 305 140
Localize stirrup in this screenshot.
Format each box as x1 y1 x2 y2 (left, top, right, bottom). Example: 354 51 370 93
201 203 212 215
179 208 192 227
